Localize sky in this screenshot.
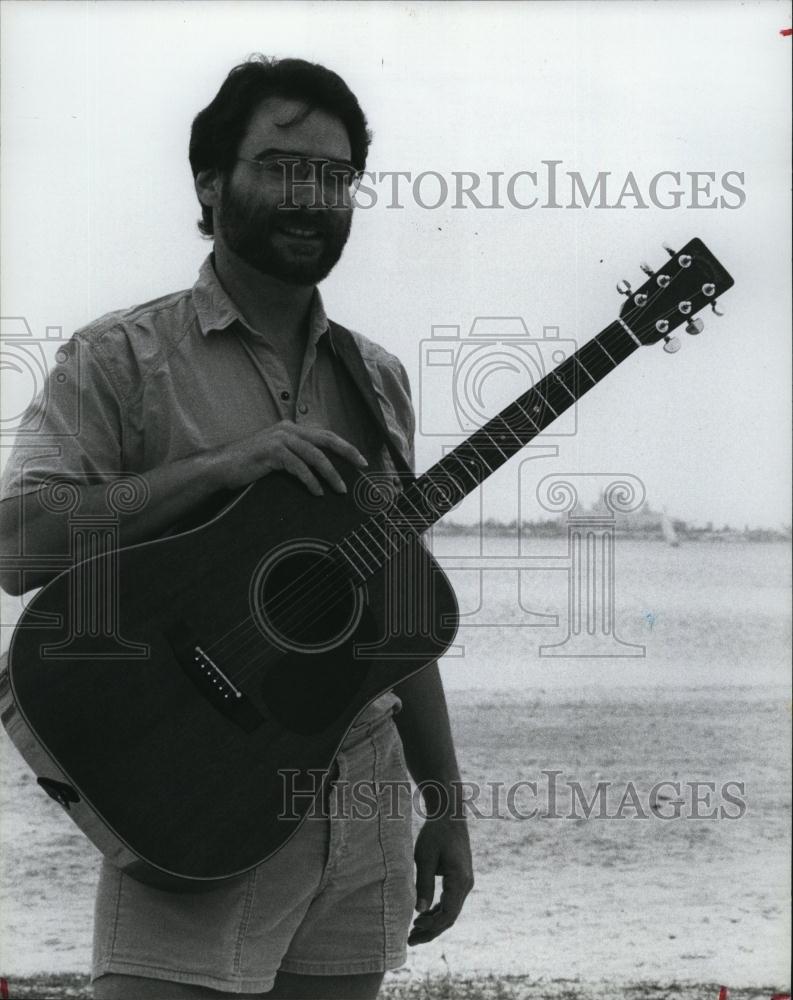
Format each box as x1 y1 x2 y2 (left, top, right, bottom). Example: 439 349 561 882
1 0 791 529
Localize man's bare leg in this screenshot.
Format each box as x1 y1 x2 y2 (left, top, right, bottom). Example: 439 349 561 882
93 970 384 999
267 970 384 999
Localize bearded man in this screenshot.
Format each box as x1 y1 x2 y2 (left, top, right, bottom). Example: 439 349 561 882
0 56 473 1000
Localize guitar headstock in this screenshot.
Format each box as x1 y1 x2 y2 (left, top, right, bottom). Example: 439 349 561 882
618 238 734 351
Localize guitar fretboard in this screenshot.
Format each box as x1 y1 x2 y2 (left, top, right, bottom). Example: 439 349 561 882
333 319 640 581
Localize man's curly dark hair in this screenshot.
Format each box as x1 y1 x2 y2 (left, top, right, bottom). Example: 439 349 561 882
189 55 373 236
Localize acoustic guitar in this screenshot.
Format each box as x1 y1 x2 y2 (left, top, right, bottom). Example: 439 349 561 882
0 238 734 889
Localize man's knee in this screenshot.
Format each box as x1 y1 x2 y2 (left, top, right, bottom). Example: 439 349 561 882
92 973 238 999
266 970 385 999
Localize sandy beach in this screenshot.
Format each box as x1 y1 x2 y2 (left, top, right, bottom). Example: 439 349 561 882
1 541 790 997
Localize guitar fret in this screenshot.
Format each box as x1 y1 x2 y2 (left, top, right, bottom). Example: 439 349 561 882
381 513 413 545
360 523 390 557
337 544 367 580
455 440 494 473
343 535 378 574
578 343 611 379
425 468 465 506
573 355 596 384
523 396 546 424
376 520 402 552
446 452 481 487
593 336 617 366
514 401 542 432
494 414 525 445
607 325 638 363
481 431 509 458
617 316 642 347
552 374 577 402
397 486 432 525
533 389 558 417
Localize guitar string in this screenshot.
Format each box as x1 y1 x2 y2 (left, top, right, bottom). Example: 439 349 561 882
203 293 663 680
204 323 624 674
204 369 602 683
204 278 677 681
218 318 638 682
207 336 634 685
213 316 633 682
200 270 687 681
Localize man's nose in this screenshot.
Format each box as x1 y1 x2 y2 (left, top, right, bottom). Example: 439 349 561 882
286 162 327 209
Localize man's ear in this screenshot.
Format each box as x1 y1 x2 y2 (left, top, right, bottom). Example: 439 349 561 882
195 168 222 211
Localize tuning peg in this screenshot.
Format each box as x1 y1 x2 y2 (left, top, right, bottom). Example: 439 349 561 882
685 318 704 335
662 335 681 354
710 301 724 316
662 243 676 257
639 262 654 276
616 279 632 296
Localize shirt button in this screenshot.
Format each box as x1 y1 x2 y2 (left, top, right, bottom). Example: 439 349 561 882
280 390 290 401
298 402 309 415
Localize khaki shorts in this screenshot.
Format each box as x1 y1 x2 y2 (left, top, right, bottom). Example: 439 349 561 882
92 712 415 994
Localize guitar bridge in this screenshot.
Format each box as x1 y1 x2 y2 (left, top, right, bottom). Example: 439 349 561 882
165 620 263 733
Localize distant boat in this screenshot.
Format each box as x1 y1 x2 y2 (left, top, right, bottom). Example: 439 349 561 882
661 510 680 547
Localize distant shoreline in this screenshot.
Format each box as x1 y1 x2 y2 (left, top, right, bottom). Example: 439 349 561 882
432 522 791 543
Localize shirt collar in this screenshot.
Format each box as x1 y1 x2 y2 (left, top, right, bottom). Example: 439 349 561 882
192 253 330 350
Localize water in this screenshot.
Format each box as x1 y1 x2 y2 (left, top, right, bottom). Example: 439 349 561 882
1 539 790 986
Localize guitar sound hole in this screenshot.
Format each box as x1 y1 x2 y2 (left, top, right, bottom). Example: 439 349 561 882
253 544 374 734
251 543 363 654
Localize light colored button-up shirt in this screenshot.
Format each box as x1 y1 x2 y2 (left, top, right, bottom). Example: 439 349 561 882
1 254 416 726
1 254 414 497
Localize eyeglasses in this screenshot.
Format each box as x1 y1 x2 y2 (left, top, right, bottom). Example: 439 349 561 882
237 154 362 195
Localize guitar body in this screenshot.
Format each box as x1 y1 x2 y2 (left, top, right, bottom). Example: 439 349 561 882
1 459 458 889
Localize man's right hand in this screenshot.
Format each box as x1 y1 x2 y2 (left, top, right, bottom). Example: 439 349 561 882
0 422 368 596
212 421 369 496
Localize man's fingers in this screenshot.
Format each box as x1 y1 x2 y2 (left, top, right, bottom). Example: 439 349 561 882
414 861 436 914
279 451 324 497
287 439 348 494
437 873 472 923
294 426 368 468
408 900 457 944
408 905 455 946
408 872 474 946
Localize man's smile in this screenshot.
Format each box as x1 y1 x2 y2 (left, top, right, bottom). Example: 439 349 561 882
277 225 323 240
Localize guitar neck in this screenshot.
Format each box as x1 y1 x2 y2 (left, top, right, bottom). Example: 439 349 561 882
333 318 640 580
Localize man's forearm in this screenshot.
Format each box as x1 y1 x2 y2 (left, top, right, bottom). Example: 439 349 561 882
392 662 462 813
0 447 229 594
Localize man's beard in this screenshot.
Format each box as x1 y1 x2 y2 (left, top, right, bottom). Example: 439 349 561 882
217 181 353 286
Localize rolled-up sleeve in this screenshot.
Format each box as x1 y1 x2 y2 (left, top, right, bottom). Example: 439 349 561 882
0 333 124 502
